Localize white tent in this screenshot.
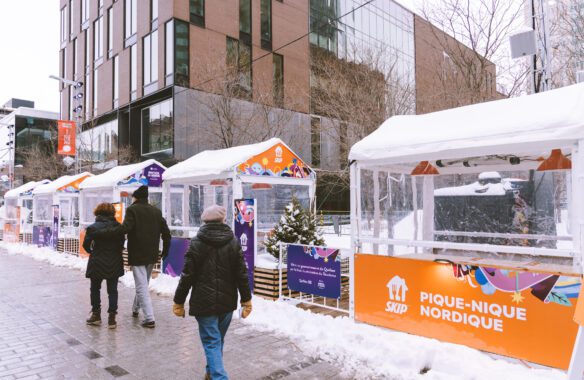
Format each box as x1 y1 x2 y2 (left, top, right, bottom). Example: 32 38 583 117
350 83 584 164
3 179 51 243
162 138 315 237
79 159 166 227
349 83 584 271
32 172 92 243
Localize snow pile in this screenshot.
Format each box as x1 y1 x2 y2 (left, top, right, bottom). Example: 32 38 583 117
244 298 565 380
0 242 88 271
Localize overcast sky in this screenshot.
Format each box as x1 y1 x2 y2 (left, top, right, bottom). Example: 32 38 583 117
0 0 59 112
0 0 424 115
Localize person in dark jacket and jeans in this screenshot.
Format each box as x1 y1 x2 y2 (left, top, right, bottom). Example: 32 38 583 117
173 205 252 380
83 203 125 329
93 185 171 328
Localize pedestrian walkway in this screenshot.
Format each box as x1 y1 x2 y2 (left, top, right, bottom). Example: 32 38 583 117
0 251 350 380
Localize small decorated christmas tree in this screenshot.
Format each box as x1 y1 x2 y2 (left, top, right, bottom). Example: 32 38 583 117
265 197 325 260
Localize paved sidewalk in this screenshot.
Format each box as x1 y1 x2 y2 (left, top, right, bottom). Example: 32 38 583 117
0 250 350 380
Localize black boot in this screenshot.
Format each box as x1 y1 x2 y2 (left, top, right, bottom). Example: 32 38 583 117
108 313 117 329
86 311 101 326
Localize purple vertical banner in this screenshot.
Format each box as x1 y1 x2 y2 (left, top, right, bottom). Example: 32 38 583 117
287 245 341 299
52 205 59 251
234 199 256 290
162 237 191 277
32 226 52 248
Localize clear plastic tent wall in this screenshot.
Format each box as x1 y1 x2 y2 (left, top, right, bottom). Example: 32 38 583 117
349 83 584 271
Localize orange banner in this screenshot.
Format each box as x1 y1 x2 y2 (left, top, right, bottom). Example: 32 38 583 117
236 143 314 179
57 174 90 192
112 203 123 224
575 289 584 326
79 228 89 257
57 120 76 155
355 254 581 369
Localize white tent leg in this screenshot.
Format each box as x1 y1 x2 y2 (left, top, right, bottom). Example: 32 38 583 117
412 177 419 254
373 169 380 254
422 176 435 253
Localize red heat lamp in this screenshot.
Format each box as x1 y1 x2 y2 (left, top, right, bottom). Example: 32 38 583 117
209 179 228 186
536 149 572 171
251 183 273 190
411 161 440 176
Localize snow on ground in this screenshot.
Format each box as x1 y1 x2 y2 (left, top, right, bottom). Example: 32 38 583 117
245 298 565 380
0 241 567 380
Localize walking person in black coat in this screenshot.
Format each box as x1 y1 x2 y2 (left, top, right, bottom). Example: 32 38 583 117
83 203 125 329
173 205 252 380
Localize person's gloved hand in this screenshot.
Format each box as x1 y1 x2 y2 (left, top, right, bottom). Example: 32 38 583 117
173 303 185 318
241 300 252 319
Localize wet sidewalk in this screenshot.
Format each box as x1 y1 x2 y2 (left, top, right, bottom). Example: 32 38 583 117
0 250 348 380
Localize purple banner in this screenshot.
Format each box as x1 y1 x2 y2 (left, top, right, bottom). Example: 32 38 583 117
162 237 191 277
51 205 59 250
143 164 164 187
234 199 256 290
32 226 52 248
287 245 341 299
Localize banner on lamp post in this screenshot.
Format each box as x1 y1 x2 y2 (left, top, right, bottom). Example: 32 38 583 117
57 120 76 155
51 205 59 250
234 199 256 290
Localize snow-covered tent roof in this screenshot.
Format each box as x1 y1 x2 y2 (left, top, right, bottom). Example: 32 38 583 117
4 180 51 199
32 172 93 195
350 83 584 164
163 138 314 182
80 159 166 190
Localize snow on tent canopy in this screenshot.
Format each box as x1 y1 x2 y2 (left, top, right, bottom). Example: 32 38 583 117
79 159 166 189
349 82 584 165
163 138 315 183
32 172 92 195
4 180 51 199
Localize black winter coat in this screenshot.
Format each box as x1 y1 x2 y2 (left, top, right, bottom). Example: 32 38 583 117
83 216 125 279
173 223 252 317
92 199 171 266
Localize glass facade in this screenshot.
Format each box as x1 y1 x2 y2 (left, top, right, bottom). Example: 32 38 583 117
141 98 173 155
14 116 57 165
239 0 252 43
94 16 103 62
309 0 415 87
125 0 137 39
144 30 159 86
273 53 283 105
79 119 119 164
165 20 174 84
130 44 137 100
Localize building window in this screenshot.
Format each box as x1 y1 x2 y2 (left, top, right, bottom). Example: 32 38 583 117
60 49 66 90
85 72 90 119
273 53 283 106
125 0 137 40
190 0 205 27
81 0 89 28
85 30 90 70
60 6 68 44
73 38 78 81
174 20 190 87
260 0 272 50
130 44 137 100
165 20 174 85
141 98 173 155
226 37 252 98
339 122 348 168
69 0 74 38
113 56 119 108
93 68 99 115
98 0 104 11
152 0 158 22
311 116 321 167
94 17 104 63
144 31 159 88
107 7 113 58
239 0 251 44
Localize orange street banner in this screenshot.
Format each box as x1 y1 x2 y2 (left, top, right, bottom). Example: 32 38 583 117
354 254 581 369
79 228 89 257
57 174 90 193
57 120 76 155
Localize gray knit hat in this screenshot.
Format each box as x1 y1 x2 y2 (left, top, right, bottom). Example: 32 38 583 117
201 205 227 223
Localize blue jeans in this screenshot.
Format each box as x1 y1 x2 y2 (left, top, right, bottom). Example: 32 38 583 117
196 312 233 380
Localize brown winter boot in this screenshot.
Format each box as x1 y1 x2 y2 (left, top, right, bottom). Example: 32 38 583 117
204 373 210 380
108 313 117 329
86 311 101 326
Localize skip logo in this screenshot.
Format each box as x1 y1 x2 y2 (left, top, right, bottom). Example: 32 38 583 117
385 275 409 315
240 233 248 252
